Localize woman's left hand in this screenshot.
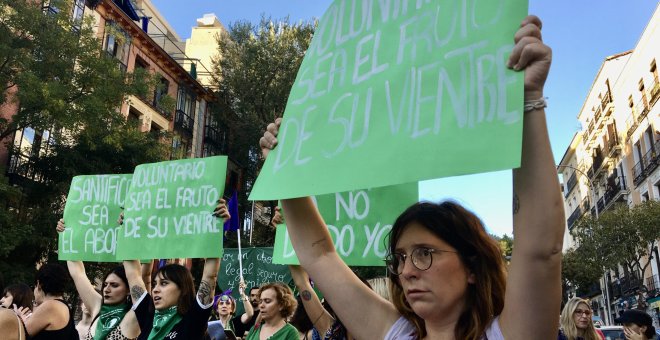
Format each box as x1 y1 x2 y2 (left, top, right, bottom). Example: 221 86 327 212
507 15 552 100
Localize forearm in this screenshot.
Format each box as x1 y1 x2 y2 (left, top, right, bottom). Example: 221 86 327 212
123 260 146 301
512 106 565 257
198 258 220 305
281 197 336 267
141 261 153 293
241 295 254 320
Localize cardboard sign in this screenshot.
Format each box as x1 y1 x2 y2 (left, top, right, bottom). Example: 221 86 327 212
250 0 527 200
273 183 418 265
59 174 132 262
116 156 227 260
218 247 292 315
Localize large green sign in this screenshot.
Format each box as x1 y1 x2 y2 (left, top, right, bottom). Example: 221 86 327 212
273 183 418 265
59 174 132 262
116 156 227 260
218 247 292 314
250 0 527 200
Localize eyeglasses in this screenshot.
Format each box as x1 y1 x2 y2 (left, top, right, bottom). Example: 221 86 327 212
574 309 592 317
385 247 457 275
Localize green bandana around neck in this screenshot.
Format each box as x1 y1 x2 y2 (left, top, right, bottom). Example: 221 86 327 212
93 303 129 340
148 306 183 340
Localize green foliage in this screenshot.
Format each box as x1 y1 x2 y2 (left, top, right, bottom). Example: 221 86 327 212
0 0 168 285
0 0 154 140
211 16 315 245
564 201 660 293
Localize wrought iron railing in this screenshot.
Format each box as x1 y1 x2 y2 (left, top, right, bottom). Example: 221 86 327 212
174 109 194 137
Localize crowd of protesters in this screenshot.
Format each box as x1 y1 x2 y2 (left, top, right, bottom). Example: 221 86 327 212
2 13 659 340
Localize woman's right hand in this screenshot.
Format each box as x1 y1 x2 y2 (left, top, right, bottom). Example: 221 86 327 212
56 219 65 233
259 117 282 160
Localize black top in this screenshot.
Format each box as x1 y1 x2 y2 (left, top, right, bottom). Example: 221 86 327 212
233 312 258 338
29 299 78 340
135 293 212 340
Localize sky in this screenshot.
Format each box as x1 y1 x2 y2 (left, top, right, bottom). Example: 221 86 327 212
149 0 659 236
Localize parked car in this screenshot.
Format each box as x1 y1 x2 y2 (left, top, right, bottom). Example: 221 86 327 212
598 326 624 340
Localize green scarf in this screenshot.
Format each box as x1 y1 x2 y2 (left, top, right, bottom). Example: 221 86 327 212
93 303 129 340
148 306 183 340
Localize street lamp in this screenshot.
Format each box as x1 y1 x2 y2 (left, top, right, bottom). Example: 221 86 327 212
557 164 611 324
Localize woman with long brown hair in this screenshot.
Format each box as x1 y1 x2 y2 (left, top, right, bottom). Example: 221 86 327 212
259 15 563 340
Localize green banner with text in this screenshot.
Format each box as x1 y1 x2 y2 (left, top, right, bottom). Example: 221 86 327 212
250 0 527 200
59 174 132 262
218 247 292 315
273 183 418 265
116 156 227 260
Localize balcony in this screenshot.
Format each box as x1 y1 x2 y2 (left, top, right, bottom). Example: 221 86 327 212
635 99 650 124
564 172 578 198
601 90 613 113
646 275 660 298
174 109 194 137
626 112 639 141
594 106 602 126
650 82 660 107
633 140 660 186
590 152 605 180
603 175 627 211
611 275 643 299
204 125 228 154
568 198 589 230
7 153 43 183
607 134 621 158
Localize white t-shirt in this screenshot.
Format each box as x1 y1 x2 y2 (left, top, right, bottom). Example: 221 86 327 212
384 315 504 340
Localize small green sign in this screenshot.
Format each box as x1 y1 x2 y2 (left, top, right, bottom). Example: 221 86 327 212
218 247 292 315
59 174 132 262
273 183 418 266
250 0 527 200
116 156 227 260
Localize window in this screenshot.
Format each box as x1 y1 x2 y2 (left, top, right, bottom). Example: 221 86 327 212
171 134 191 160
71 0 85 32
104 21 130 71
651 59 658 84
153 76 170 113
653 181 660 201
641 192 649 202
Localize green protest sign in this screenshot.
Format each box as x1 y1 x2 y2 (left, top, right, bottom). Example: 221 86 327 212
273 183 418 266
116 156 227 260
218 247 292 315
59 174 132 262
250 0 527 200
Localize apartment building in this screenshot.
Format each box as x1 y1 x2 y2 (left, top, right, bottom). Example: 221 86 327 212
558 4 660 326
5 0 237 187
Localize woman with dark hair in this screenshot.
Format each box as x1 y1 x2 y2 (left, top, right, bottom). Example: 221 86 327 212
1 283 34 311
245 282 298 340
259 15 563 340
57 219 140 339
16 263 78 339
616 309 657 340
123 199 229 340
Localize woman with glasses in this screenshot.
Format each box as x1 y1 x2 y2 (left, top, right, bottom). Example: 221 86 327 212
259 15 564 340
209 282 254 337
559 297 601 340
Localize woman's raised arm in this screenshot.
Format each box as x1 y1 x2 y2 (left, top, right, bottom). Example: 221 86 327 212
500 15 565 340
261 120 399 340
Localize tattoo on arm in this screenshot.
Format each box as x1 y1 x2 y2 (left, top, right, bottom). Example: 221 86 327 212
301 290 312 301
198 280 212 305
513 193 520 215
311 238 326 247
130 285 145 302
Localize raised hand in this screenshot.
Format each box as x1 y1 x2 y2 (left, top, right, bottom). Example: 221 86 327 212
259 117 282 160
56 219 66 233
507 15 552 100
213 198 230 220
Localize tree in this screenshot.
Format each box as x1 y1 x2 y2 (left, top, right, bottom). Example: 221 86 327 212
564 201 660 296
212 16 315 246
0 0 153 141
0 0 168 284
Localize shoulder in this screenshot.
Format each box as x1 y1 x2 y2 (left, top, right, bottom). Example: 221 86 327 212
482 316 505 340
384 316 417 340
